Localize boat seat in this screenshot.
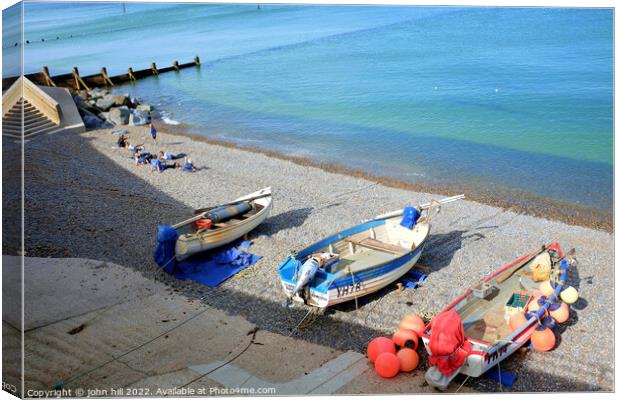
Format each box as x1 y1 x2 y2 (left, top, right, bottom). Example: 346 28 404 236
345 237 409 255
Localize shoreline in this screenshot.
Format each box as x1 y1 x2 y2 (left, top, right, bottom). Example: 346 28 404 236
157 121 613 233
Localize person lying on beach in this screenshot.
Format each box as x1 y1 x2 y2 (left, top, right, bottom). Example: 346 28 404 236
126 141 144 152
182 157 197 172
158 151 186 160
134 149 153 165
150 157 181 173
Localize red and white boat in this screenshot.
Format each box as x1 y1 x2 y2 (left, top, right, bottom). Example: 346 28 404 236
419 243 573 390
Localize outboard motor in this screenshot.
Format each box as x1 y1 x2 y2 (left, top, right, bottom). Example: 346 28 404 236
206 202 252 224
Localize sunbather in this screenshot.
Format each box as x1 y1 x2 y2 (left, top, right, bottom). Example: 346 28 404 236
150 157 181 173
158 151 186 160
134 149 152 165
182 157 197 172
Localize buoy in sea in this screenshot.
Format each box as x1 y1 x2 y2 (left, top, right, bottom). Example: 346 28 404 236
539 280 555 297
509 311 528 331
392 329 419 350
367 337 396 363
550 302 569 323
374 352 400 378
399 314 426 335
560 286 579 304
531 325 556 352
396 348 419 372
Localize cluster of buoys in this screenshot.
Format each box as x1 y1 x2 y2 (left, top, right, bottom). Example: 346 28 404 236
509 281 579 353
367 314 425 378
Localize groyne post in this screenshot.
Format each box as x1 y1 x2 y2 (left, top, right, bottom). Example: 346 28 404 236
72 67 90 91
194 56 201 66
100 67 114 86
151 62 159 75
42 66 56 87
127 67 136 81
173 60 180 72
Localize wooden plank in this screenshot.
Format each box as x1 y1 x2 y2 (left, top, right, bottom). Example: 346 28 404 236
344 237 408 255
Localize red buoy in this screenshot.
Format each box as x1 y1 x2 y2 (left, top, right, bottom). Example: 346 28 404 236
392 329 419 350
396 348 419 372
509 311 528 332
550 302 569 324
399 314 426 335
375 352 400 378
531 325 556 352
367 337 396 363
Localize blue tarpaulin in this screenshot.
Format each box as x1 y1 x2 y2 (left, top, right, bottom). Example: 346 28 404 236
154 225 261 288
400 269 427 289
484 366 517 388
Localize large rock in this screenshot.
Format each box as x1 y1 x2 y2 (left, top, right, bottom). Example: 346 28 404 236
129 110 151 126
109 94 131 107
109 106 131 125
82 115 104 129
136 104 152 112
88 87 108 100
95 97 115 111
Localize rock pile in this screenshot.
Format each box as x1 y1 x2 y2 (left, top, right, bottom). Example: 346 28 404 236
72 87 153 129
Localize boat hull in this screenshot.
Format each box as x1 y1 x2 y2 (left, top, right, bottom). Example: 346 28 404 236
175 187 272 261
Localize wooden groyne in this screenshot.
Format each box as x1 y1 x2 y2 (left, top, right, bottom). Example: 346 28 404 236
2 56 201 91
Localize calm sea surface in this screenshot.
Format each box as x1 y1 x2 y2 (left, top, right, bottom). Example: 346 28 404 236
6 3 613 213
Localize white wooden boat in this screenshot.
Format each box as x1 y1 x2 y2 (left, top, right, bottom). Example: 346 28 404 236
173 187 272 261
278 195 464 308
419 242 573 390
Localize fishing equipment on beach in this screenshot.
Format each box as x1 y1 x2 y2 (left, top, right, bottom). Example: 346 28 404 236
504 292 533 321
419 243 573 390
529 252 551 282
375 352 400 378
560 286 579 304
396 348 419 372
539 280 555 297
531 325 556 352
509 311 528 332
399 314 426 336
393 329 419 350
400 206 420 229
279 195 464 308
367 337 396 363
194 219 212 230
527 296 541 312
549 301 569 323
206 202 252 224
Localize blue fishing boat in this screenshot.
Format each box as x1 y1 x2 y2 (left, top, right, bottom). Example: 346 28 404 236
278 195 464 308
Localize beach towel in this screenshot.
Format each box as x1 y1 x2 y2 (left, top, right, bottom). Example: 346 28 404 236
153 226 261 287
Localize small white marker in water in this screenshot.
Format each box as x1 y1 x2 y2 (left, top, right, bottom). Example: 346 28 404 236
434 86 438 90
495 88 499 92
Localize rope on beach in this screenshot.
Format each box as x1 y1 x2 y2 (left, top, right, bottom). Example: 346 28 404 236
180 327 259 388
288 307 322 336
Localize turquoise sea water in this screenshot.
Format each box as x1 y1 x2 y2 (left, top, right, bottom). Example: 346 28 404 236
7 3 613 213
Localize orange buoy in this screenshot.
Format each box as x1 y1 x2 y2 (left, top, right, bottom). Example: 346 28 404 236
399 314 426 335
527 296 541 312
539 280 555 297
375 352 400 378
392 329 419 350
531 325 556 352
367 337 396 363
550 302 569 323
509 311 528 331
396 348 419 372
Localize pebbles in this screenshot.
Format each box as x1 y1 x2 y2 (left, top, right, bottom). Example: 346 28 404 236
15 124 614 392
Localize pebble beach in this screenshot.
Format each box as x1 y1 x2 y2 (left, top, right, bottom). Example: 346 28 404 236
12 122 614 392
